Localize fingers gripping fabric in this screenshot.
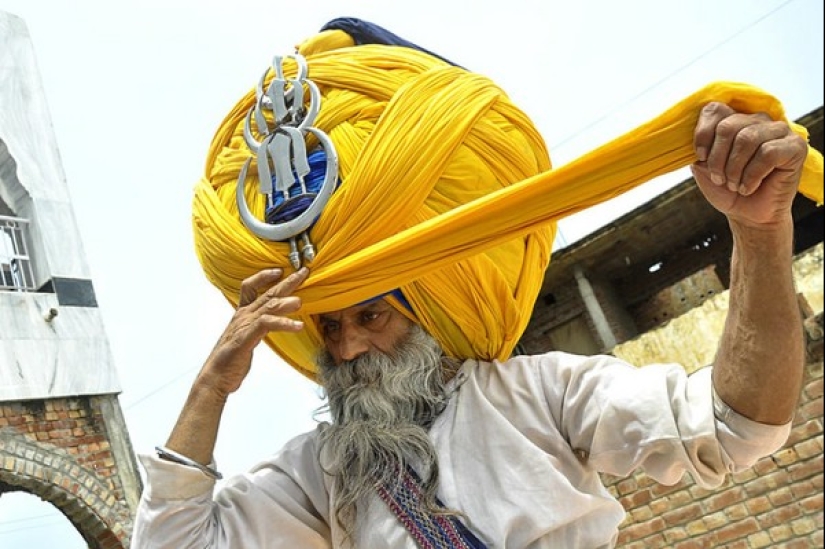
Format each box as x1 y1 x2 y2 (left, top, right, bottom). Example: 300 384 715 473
193 22 824 382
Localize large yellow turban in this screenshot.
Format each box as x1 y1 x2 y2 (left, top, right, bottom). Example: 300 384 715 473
193 25 823 382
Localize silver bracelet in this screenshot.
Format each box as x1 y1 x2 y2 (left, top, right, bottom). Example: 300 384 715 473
155 446 223 480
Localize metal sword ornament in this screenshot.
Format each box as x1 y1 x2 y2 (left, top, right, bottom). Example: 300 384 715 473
236 53 339 269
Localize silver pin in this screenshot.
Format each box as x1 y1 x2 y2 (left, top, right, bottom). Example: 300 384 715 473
301 232 315 263
288 237 301 270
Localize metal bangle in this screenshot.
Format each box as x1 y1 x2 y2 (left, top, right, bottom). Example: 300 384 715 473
155 446 223 480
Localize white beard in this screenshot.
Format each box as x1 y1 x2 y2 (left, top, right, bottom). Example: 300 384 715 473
316 324 451 538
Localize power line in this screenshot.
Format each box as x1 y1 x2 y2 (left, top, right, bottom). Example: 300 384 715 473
0 517 65 536
122 366 199 410
551 0 798 151
0 512 55 526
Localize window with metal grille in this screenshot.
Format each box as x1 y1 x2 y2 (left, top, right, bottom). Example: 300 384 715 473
0 215 36 292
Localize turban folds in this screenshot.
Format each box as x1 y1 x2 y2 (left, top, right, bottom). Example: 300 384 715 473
193 23 824 382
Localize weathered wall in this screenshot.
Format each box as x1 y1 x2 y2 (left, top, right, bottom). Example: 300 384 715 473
794 242 823 314
0 394 141 549
613 242 823 373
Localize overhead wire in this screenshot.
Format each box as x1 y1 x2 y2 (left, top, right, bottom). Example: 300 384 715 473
550 0 798 151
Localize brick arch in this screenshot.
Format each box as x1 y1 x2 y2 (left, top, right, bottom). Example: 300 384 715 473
0 431 132 549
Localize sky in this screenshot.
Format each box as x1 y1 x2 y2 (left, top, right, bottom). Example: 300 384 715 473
0 0 822 546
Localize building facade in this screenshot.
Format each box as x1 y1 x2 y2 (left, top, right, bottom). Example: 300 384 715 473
0 12 141 549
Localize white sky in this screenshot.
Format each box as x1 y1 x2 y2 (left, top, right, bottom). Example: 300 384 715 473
0 0 822 546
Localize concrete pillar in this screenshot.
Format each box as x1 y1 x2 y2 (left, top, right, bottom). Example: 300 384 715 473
573 265 617 350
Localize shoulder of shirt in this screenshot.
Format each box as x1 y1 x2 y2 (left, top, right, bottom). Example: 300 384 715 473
450 351 570 388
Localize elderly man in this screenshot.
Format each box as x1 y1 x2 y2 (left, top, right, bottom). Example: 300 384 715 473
132 18 812 549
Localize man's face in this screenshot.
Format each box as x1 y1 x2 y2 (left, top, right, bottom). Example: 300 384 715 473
317 299 414 364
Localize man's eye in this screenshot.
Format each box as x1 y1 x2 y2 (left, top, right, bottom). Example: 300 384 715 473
321 322 340 335
360 311 380 324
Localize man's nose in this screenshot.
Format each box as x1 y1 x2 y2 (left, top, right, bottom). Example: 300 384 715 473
338 324 370 362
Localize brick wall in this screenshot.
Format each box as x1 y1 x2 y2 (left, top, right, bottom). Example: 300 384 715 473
602 326 823 548
1 398 115 475
0 395 140 549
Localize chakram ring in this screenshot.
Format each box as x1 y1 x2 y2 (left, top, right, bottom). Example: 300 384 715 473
235 54 339 269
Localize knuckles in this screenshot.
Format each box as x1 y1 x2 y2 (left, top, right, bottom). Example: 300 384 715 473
702 101 731 117
787 132 808 156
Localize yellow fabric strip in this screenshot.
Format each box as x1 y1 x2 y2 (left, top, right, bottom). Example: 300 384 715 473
194 77 823 381
301 81 823 307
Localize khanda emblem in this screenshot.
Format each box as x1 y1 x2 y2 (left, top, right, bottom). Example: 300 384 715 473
237 53 339 269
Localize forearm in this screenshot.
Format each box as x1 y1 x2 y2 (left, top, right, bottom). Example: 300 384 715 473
712 217 804 425
165 376 228 466
159 267 308 466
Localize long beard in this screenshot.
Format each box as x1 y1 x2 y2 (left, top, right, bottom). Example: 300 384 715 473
317 324 451 538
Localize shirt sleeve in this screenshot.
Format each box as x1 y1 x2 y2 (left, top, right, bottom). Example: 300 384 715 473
537 352 790 488
132 429 332 549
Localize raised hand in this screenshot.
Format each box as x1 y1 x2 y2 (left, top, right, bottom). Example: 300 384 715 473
199 267 309 400
690 101 808 230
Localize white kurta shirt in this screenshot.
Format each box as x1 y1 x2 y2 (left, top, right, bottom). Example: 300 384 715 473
132 352 789 548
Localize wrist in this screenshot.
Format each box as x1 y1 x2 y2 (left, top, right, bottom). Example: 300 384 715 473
191 373 232 406
728 216 794 254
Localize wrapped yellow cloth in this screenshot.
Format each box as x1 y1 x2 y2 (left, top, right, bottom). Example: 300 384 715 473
193 30 823 381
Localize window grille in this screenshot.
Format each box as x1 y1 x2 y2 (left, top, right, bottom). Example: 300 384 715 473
0 215 36 292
